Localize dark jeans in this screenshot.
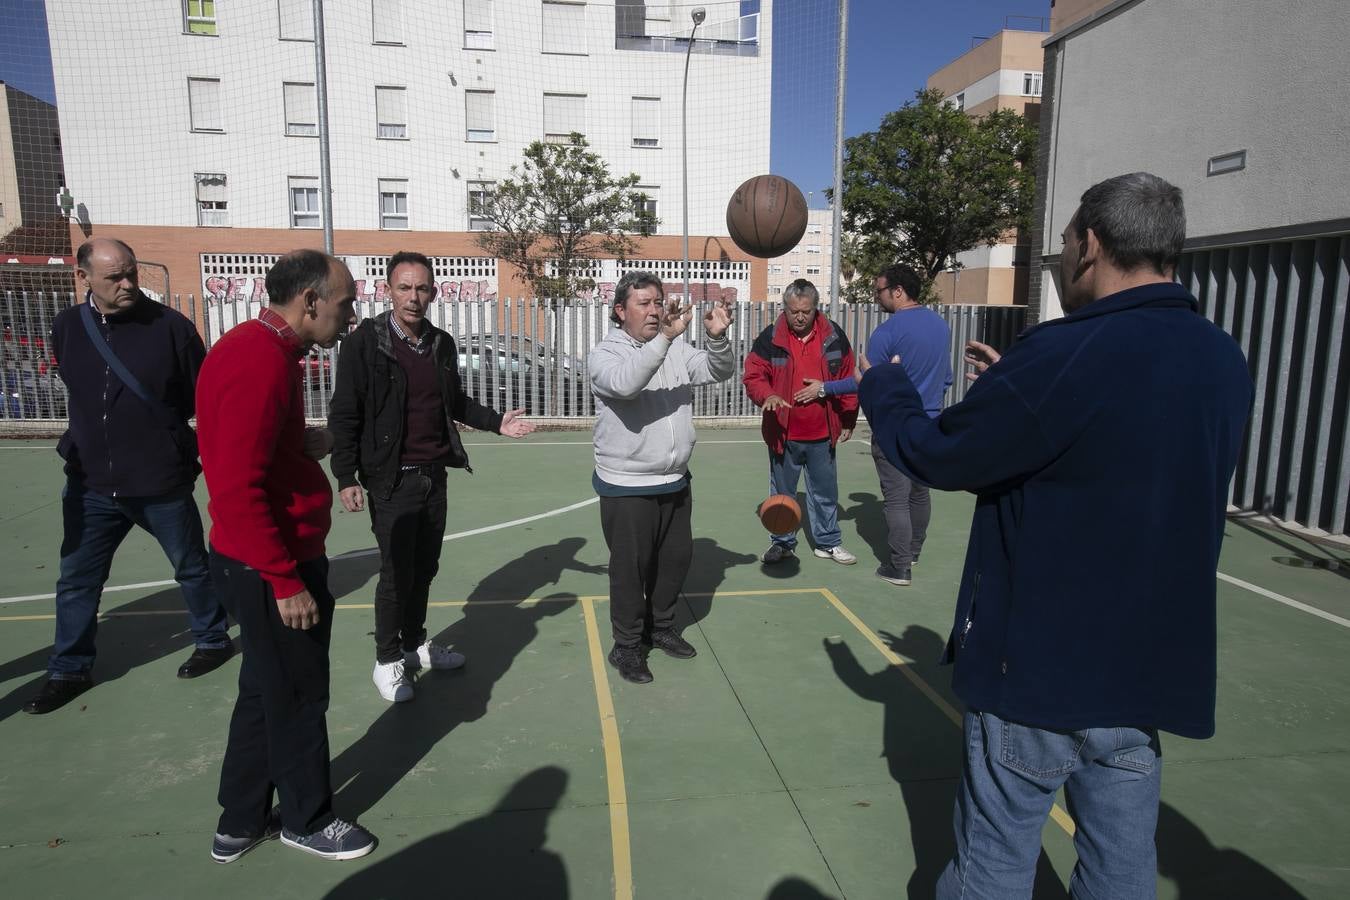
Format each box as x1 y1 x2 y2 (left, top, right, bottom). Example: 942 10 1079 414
599 487 693 647
213 550 336 838
768 439 841 550
49 477 228 680
871 437 931 567
369 469 448 664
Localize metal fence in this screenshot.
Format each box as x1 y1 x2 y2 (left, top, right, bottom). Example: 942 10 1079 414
1 291 1026 425
1179 232 1350 538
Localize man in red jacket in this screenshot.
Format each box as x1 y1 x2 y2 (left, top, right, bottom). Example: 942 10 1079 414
196 249 376 864
743 279 858 565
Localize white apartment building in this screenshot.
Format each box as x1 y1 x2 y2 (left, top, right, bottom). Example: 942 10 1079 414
45 0 772 303
765 207 835 301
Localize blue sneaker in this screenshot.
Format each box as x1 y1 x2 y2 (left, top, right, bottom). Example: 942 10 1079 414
211 812 281 864
280 819 377 861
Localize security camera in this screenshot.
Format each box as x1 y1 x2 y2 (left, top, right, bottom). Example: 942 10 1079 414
691 8 707 25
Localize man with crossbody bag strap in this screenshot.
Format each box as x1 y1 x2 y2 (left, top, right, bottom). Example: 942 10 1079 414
23 238 232 715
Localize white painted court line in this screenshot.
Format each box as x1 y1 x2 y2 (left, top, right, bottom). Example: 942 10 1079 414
0 496 600 605
1217 572 1350 629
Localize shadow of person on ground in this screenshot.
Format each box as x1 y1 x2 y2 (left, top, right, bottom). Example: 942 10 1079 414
838 491 889 567
1229 516 1350 581
824 624 1067 899
1156 801 1307 899
765 876 838 899
678 537 759 631
325 549 386 601
0 586 226 723
322 766 571 900
330 539 595 818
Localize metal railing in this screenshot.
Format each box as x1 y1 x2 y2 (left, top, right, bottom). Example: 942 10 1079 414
1 292 1026 425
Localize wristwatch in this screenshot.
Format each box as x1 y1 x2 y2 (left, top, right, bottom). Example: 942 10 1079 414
817 385 827 400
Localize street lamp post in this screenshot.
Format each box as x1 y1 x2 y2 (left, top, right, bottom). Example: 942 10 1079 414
682 8 707 305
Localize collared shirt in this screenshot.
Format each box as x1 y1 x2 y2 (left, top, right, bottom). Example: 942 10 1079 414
388 315 432 354
257 307 305 357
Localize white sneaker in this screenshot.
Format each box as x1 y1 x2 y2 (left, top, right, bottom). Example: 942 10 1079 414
814 545 857 565
372 660 414 702
404 640 466 671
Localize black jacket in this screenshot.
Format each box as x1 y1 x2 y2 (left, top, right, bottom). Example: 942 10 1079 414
328 313 503 498
51 294 205 497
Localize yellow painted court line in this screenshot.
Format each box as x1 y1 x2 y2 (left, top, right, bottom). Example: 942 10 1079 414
817 587 1077 839
580 596 634 900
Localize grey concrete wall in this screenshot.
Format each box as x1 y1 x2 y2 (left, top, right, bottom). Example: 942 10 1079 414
1036 0 1350 319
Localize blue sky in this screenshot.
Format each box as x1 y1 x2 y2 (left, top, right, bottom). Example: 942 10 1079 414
0 0 1050 208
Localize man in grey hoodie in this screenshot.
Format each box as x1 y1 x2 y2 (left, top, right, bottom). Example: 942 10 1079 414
589 271 736 684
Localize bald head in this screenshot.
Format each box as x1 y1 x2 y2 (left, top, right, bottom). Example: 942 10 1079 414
76 238 141 314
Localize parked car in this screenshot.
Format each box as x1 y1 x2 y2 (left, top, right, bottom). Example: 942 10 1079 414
456 337 588 417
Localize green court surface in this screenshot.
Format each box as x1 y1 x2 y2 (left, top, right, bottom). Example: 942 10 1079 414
0 430 1346 899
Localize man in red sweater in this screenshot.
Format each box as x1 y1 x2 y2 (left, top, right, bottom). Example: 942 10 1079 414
196 249 376 864
743 279 859 566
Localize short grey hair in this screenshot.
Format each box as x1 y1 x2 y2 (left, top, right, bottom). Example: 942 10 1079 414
1075 172 1186 275
782 278 820 306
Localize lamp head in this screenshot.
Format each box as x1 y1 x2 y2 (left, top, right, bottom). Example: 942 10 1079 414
691 7 706 25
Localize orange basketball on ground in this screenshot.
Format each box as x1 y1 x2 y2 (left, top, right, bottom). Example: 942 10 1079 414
758 494 802 534
726 175 810 259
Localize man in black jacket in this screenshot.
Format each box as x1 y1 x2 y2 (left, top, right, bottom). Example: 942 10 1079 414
328 251 535 703
24 238 232 715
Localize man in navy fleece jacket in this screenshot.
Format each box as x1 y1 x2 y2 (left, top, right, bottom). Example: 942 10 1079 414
860 173 1253 899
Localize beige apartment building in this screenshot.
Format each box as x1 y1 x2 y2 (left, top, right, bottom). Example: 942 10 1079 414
765 207 836 302
925 29 1046 305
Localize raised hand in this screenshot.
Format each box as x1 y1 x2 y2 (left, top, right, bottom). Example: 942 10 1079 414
964 340 1001 382
793 378 825 404
703 299 733 339
660 298 693 339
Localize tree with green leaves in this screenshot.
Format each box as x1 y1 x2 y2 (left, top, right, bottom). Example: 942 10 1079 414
840 88 1037 301
474 133 657 300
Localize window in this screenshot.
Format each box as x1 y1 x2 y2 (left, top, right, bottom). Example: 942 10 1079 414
631 96 659 148
379 179 409 229
375 86 407 138
283 82 318 136
289 177 320 228
468 181 494 231
187 77 222 132
769 264 782 274
465 90 495 142
629 186 656 221
542 1 586 55
953 92 965 111
278 0 313 40
543 92 585 142
789 265 800 274
806 266 820 275
464 0 493 49
1022 72 1042 97
184 0 217 35
195 173 228 226
373 0 403 44
807 224 822 234
805 244 821 254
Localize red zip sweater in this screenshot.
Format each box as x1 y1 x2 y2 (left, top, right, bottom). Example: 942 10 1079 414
196 316 331 598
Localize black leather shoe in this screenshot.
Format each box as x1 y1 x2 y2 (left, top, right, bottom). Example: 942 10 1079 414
23 678 93 715
607 644 653 684
177 644 235 679
647 629 697 659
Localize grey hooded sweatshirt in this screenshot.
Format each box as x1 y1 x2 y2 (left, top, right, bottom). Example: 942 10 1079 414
589 328 736 488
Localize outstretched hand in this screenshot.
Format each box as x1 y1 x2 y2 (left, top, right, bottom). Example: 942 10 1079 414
703 299 734 339
853 353 900 385
964 340 1001 382
500 408 535 438
660 299 693 339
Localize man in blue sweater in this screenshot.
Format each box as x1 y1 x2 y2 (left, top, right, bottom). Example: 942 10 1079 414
860 173 1253 898
797 263 952 585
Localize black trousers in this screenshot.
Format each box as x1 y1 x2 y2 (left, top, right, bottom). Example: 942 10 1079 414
369 469 448 664
599 487 693 646
212 550 335 837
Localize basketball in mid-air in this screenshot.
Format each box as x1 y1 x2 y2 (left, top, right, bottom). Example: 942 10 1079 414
758 494 802 534
726 175 809 259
